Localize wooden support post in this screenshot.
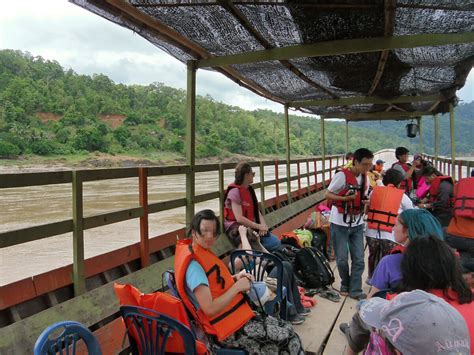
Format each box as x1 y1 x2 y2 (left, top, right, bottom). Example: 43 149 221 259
260 161 266 215
320 117 326 187
186 61 196 227
345 120 349 153
284 105 291 204
434 114 439 169
138 167 149 268
275 160 280 208
306 159 311 195
218 164 225 233
314 159 318 188
418 117 423 153
449 103 456 180
72 171 86 296
329 157 333 179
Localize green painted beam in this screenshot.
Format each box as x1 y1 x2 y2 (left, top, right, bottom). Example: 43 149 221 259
327 111 431 120
290 94 444 108
197 32 474 68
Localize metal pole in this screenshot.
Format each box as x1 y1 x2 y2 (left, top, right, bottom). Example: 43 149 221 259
449 103 456 180
417 117 423 153
320 116 326 187
434 114 439 168
186 61 196 227
345 119 349 152
285 105 291 204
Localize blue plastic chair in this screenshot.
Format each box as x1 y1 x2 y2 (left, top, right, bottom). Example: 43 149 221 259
120 305 197 355
230 249 287 319
34 321 102 355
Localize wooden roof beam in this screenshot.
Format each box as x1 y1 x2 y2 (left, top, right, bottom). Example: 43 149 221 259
196 32 474 68
217 0 338 98
101 0 287 104
327 111 432 120
367 0 396 96
290 94 444 108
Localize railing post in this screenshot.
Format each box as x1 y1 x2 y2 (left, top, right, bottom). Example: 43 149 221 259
314 158 318 189
345 119 349 153
284 104 291 205
320 116 326 187
434 114 439 168
329 157 333 179
449 103 456 180
186 61 196 227
418 117 423 153
72 170 86 296
297 161 301 197
138 167 150 268
306 159 311 195
259 161 266 215
458 161 462 181
274 160 280 208
218 163 225 233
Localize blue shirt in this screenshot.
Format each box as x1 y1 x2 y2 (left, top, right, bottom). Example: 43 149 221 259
185 260 209 310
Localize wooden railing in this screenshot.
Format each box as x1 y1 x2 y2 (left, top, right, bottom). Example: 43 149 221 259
422 153 473 180
0 154 343 295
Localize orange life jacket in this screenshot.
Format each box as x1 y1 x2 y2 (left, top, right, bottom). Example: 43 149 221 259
333 169 367 216
428 176 454 204
367 184 404 233
447 177 474 239
174 239 254 341
114 283 209 354
223 184 259 223
391 161 413 192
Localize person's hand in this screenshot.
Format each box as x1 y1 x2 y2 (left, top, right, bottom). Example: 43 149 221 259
236 270 254 282
234 277 251 293
258 222 268 236
345 193 357 201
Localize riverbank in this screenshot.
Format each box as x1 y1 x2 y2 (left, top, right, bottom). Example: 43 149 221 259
0 151 294 171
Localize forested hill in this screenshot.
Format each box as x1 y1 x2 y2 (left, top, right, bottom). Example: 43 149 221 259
0 50 472 160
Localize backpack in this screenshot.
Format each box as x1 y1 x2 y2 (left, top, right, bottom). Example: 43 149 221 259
272 245 299 265
294 247 335 288
310 229 328 258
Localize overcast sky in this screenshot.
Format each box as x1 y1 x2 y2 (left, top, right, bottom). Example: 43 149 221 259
1 0 473 117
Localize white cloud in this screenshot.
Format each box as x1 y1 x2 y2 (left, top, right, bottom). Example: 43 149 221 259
0 0 471 118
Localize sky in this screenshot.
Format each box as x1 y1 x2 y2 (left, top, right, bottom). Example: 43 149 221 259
1 0 473 117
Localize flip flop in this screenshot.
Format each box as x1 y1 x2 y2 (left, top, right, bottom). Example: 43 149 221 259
319 289 341 303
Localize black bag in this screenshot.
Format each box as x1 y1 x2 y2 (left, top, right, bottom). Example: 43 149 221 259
310 229 328 258
294 247 335 288
272 245 298 265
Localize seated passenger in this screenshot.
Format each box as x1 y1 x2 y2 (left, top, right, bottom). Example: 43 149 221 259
174 210 304 354
365 169 414 282
420 166 454 227
367 159 384 188
391 147 416 195
341 235 473 354
229 225 310 325
358 290 470 355
368 209 443 296
224 162 281 252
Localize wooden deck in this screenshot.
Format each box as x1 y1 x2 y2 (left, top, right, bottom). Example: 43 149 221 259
294 251 371 354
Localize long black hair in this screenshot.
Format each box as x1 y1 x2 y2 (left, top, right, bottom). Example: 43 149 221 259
399 235 472 304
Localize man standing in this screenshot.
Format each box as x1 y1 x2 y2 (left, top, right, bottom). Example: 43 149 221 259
392 147 417 195
325 148 373 300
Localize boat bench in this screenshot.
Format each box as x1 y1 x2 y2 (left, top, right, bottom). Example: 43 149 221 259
0 189 327 354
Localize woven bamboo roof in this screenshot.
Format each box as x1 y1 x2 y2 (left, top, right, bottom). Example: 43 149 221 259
70 0 474 121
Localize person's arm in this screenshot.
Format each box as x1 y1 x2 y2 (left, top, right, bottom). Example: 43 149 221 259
367 286 380 298
193 278 251 318
431 181 452 210
325 171 357 202
231 200 263 231
325 190 357 202
404 164 416 179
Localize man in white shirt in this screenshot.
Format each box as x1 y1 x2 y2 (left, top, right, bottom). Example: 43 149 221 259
325 148 373 300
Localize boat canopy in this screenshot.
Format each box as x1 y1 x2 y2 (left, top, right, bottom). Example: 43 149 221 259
70 0 473 121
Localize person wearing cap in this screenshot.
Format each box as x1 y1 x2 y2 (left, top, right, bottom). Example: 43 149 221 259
358 290 470 354
392 147 417 195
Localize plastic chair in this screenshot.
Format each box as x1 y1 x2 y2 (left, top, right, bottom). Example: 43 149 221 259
230 249 287 319
34 321 102 355
120 305 197 355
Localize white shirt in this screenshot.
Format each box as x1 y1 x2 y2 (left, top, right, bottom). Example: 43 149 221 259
365 192 415 242
328 171 369 227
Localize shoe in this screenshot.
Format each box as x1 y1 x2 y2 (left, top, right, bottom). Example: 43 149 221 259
339 322 350 335
339 287 349 296
349 293 367 301
298 308 311 317
289 315 305 325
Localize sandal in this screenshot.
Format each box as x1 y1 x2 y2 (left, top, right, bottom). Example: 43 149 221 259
319 289 341 303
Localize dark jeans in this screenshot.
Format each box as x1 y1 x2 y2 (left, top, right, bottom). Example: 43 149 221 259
446 233 474 273
331 223 365 296
260 232 282 252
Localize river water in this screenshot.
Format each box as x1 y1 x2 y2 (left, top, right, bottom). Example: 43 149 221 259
1 150 471 285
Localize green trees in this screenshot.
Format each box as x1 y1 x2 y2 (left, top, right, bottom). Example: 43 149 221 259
0 49 472 160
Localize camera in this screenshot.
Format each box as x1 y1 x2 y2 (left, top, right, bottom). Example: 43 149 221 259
346 184 360 195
